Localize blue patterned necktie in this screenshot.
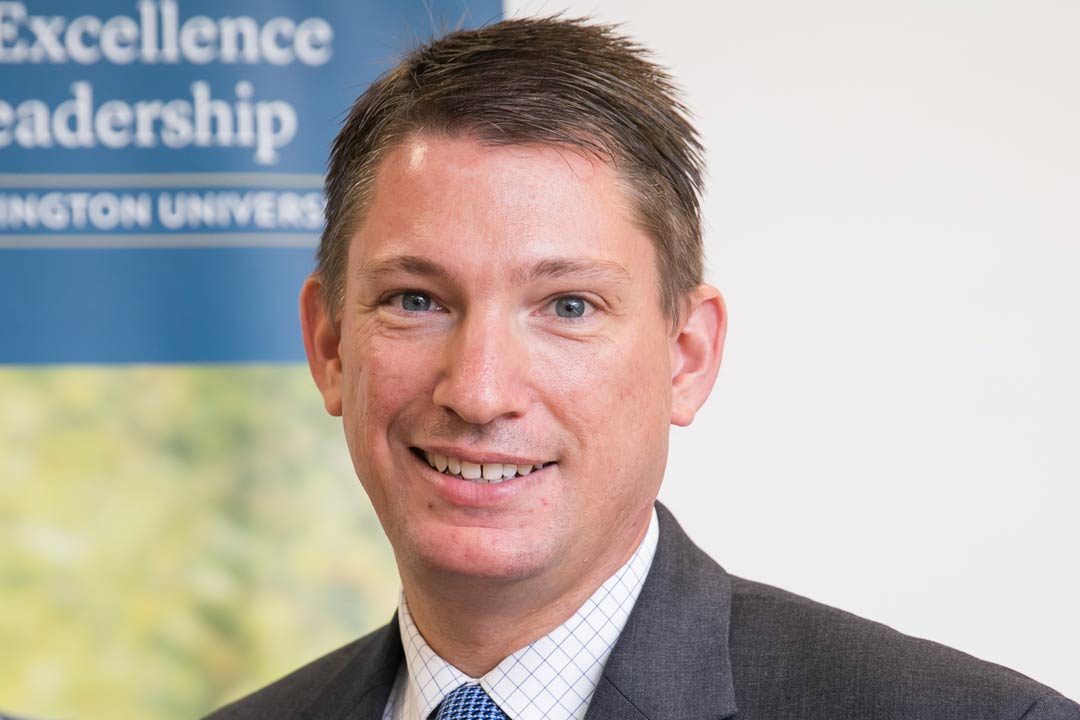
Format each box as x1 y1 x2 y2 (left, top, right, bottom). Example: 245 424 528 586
431 683 509 720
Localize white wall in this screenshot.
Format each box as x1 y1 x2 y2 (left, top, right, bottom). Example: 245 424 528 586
510 0 1079 698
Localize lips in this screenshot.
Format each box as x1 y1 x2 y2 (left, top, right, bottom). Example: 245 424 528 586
414 448 551 484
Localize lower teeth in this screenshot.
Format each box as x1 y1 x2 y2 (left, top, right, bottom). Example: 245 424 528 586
441 469 515 484
426 461 548 483
418 450 549 483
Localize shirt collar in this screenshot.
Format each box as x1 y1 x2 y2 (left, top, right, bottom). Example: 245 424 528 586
395 507 659 720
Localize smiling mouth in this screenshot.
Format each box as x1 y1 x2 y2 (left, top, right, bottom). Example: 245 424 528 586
411 448 553 484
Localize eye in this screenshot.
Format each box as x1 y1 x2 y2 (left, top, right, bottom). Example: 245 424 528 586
387 291 442 313
551 295 593 319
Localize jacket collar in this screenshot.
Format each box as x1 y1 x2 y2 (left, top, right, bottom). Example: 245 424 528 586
584 503 738 720
299 616 403 720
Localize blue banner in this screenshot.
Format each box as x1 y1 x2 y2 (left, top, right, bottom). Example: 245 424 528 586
0 0 501 363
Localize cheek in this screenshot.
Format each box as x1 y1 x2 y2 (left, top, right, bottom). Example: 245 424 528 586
341 332 442 523
341 332 438 456
610 346 671 465
540 331 672 471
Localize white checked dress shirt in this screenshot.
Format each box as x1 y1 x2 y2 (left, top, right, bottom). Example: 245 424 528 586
382 508 660 720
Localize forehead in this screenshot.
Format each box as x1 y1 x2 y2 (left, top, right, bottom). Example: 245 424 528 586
350 133 655 276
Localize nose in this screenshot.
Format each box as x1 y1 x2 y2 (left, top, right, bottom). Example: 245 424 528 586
432 309 531 425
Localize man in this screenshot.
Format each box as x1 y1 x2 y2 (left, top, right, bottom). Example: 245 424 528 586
209 17 1079 720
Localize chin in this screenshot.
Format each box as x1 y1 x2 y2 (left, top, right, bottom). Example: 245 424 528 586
398 520 557 582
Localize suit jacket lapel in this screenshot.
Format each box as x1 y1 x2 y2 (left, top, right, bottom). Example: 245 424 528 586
585 503 739 720
300 614 404 720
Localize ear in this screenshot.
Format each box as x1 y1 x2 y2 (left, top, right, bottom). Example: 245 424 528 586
670 285 727 427
299 275 343 417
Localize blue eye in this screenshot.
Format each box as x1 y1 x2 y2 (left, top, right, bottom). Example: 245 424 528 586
399 292 434 312
553 296 589 318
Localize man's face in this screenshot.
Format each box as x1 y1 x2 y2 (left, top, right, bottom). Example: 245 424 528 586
313 134 692 587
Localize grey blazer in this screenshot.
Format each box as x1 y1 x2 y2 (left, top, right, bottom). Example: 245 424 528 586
207 504 1079 719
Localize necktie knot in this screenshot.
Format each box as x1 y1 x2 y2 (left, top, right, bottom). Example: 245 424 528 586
432 683 509 720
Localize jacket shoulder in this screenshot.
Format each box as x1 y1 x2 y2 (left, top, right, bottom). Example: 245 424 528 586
727 576 1079 720
204 623 400 720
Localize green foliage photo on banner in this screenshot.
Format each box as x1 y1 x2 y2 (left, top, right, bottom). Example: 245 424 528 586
0 1 501 717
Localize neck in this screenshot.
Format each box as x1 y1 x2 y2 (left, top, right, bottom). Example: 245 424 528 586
400 516 651 677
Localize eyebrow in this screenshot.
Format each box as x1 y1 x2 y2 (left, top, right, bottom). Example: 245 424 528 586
514 258 631 285
355 255 453 284
355 255 632 286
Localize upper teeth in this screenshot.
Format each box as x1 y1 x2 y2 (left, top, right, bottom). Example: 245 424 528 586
424 451 546 484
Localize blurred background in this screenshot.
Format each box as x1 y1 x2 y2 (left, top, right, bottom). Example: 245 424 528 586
0 366 397 716
2 1 1077 717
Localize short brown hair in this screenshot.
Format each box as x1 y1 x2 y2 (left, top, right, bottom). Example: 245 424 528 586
318 16 705 326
